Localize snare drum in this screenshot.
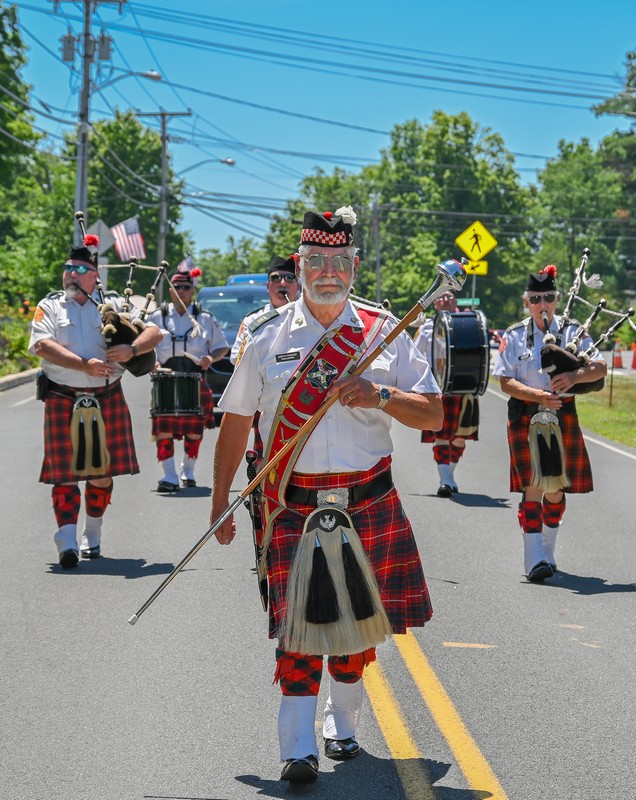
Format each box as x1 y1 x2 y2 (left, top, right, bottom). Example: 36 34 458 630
432 310 490 395
150 372 203 416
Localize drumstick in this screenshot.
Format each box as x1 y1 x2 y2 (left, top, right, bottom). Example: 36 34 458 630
180 351 202 365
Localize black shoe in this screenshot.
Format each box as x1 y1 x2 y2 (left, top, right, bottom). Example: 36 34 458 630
180 478 197 488
527 561 554 583
437 484 453 498
59 549 79 569
280 755 319 783
451 485 459 493
80 546 101 559
157 480 180 493
324 737 360 760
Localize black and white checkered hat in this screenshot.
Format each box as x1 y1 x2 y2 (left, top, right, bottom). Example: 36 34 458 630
300 205 357 248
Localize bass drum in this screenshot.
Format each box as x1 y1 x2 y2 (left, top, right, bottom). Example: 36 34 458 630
432 310 490 395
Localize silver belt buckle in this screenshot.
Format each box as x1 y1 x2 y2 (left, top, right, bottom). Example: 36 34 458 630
316 487 349 509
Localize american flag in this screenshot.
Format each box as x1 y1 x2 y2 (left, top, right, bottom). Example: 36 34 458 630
110 216 146 261
177 254 195 272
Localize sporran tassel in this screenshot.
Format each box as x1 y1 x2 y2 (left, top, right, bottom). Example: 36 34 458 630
284 506 392 656
70 395 111 478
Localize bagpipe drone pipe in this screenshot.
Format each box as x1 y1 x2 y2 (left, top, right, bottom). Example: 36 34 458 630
74 211 165 377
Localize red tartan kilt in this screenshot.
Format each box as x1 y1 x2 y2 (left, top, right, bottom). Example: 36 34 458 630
421 394 479 443
266 458 432 643
508 403 593 493
151 380 215 439
39 381 139 484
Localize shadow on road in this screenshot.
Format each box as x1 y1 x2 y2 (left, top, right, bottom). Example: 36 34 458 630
233 753 493 799
153 485 212 498
410 491 511 510
544 571 636 595
46 557 177 579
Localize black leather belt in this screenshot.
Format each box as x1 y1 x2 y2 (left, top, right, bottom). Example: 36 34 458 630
286 468 393 507
49 379 120 399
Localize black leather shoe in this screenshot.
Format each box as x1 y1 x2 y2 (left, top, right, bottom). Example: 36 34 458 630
437 484 453 498
180 478 197 488
324 737 360 760
80 546 101 559
527 561 554 583
280 755 318 782
59 549 79 569
157 480 180 493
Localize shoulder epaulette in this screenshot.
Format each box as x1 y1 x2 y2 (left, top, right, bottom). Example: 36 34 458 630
45 290 64 300
248 307 280 333
506 320 527 333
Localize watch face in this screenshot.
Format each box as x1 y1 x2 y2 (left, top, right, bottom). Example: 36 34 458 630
380 387 390 400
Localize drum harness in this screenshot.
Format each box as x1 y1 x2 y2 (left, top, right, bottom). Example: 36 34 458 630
160 301 205 373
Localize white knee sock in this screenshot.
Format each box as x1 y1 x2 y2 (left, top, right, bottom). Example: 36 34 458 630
180 455 196 482
54 524 77 555
523 532 546 574
278 695 319 761
80 516 103 550
542 526 559 567
160 457 179 484
323 677 364 740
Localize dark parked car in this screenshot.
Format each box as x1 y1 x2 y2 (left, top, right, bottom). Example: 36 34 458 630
197 283 270 413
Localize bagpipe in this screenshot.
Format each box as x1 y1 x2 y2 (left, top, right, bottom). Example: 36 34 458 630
74 211 165 377
540 248 634 393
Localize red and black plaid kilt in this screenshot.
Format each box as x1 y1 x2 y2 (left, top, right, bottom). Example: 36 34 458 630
421 394 479 443
508 400 593 493
39 381 139 484
151 380 215 440
266 456 432 643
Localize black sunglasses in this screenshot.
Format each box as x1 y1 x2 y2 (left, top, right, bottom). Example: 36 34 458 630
269 273 297 283
528 293 557 305
64 263 95 274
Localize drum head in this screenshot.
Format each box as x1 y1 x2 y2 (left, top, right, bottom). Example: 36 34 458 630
432 310 490 395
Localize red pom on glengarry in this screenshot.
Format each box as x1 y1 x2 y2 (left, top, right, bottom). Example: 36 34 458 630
84 234 99 248
190 267 202 278
323 211 333 219
541 264 557 277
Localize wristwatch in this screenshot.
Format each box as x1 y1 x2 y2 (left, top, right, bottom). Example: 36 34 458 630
376 384 391 409
130 342 139 358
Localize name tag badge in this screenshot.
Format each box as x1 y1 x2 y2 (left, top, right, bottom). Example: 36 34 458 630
276 350 301 363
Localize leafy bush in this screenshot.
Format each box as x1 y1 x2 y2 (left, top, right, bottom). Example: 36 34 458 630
0 305 39 376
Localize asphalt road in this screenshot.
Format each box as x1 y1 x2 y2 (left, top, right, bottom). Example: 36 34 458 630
1 373 635 800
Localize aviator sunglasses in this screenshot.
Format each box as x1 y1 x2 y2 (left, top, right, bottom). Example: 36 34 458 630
527 293 557 305
269 273 297 283
64 263 96 274
303 254 353 272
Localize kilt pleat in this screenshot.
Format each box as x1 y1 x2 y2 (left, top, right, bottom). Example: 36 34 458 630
151 380 215 439
39 381 139 484
421 394 479 443
266 458 432 644
508 403 593 493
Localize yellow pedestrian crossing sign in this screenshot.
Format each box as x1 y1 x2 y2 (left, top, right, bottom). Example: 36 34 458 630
455 220 497 260
465 260 488 275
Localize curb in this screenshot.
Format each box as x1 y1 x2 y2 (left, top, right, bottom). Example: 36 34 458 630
0 368 39 392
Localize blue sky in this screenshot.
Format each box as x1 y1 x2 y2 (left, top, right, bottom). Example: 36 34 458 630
13 0 636 258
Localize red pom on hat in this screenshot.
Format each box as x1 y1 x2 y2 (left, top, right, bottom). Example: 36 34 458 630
323 211 333 220
190 268 202 278
83 234 99 248
541 264 558 277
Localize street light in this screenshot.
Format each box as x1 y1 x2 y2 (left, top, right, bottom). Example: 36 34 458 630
74 69 162 244
178 157 236 176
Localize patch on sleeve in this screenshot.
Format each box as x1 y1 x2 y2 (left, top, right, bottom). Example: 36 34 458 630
235 335 247 366
33 306 45 323
498 334 507 354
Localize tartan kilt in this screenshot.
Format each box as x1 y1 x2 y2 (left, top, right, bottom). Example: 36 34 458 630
266 457 432 644
508 401 593 493
421 394 479 443
151 380 215 440
39 381 139 484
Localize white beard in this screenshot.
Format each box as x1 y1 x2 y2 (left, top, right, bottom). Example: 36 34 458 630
301 268 351 306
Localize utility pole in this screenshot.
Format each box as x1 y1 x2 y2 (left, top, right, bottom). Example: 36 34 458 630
371 193 382 303
136 109 192 300
55 0 127 244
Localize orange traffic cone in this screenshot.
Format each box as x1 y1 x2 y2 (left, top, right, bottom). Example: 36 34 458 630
613 339 624 369
631 342 636 370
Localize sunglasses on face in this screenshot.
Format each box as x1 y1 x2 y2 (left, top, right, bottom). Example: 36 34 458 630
528 293 557 305
64 263 95 274
174 284 194 291
304 254 353 272
269 273 297 284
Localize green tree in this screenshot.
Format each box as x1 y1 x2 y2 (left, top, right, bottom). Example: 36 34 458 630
593 51 636 121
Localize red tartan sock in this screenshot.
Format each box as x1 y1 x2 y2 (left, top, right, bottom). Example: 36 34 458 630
433 444 451 465
327 648 376 683
156 438 174 462
85 480 113 518
449 443 466 464
274 649 323 696
543 496 566 528
184 437 201 459
518 500 543 534
52 485 81 527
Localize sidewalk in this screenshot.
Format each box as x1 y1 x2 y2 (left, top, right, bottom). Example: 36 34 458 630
0 368 38 392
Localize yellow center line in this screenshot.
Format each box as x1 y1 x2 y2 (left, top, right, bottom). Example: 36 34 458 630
395 630 509 800
364 660 436 800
